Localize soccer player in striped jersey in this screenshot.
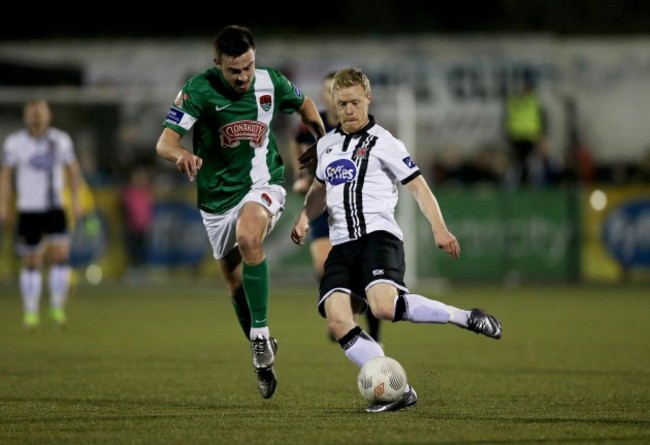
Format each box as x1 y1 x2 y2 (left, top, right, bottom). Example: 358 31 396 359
289 71 383 346
291 67 502 412
0 99 84 329
156 25 326 399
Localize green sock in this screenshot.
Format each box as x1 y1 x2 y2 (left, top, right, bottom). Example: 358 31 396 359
242 259 270 328
230 288 251 338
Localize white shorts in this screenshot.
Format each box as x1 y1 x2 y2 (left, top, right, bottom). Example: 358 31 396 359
201 184 286 260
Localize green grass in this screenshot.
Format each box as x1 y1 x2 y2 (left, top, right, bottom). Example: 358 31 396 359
0 280 649 444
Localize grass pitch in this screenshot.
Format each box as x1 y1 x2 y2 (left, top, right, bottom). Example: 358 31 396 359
0 280 648 444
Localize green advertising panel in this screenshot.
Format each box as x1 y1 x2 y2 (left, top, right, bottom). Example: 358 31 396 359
416 188 579 283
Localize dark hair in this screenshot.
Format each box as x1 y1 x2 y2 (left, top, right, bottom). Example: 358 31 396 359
214 25 255 59
324 71 337 81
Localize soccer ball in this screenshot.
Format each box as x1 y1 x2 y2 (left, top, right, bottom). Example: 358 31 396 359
357 356 408 404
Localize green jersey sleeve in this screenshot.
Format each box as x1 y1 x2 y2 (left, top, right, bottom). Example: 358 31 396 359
162 73 207 135
266 67 306 114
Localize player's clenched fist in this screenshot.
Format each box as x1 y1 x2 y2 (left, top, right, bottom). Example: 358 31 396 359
291 215 310 245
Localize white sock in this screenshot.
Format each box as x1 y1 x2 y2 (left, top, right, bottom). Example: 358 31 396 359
446 306 471 327
20 268 42 313
344 331 385 368
249 326 270 341
49 264 71 309
399 293 452 323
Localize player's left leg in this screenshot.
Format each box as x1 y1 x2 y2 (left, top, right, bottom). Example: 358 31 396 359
363 231 502 340
237 201 273 341
47 236 72 326
217 245 277 399
390 293 502 339
238 186 286 399
206 202 278 399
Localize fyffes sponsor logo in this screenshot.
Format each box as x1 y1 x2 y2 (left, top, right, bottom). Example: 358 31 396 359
325 159 356 185
29 152 54 170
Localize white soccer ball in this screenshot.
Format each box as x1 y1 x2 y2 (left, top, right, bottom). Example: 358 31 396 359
357 356 408 404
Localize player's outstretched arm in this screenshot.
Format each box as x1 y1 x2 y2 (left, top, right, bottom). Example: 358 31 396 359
296 97 325 171
291 180 327 245
406 175 460 258
297 97 326 143
156 128 203 183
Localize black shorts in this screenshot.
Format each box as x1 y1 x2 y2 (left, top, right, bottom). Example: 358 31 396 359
309 209 329 240
317 230 408 318
17 209 68 248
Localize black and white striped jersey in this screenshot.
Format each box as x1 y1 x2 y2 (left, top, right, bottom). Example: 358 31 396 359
2 127 76 212
314 116 421 246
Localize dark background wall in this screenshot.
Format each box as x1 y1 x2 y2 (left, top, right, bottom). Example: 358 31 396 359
3 1 650 41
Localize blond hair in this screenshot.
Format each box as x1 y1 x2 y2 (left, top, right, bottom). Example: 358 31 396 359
331 67 371 96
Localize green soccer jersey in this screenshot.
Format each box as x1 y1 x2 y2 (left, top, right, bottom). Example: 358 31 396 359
163 66 305 214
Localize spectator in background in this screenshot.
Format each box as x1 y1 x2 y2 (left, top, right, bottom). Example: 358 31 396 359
289 71 383 345
503 75 547 186
429 146 465 186
121 166 154 277
0 99 84 328
429 145 511 188
563 97 596 186
526 138 566 187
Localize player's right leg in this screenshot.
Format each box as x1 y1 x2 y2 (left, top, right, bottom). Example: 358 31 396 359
321 290 383 368
16 213 45 329
361 231 502 340
237 187 286 399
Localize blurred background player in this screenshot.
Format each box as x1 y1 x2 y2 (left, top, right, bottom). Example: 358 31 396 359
0 99 84 328
289 71 383 345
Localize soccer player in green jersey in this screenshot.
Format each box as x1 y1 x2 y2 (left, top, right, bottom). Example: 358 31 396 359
156 25 326 399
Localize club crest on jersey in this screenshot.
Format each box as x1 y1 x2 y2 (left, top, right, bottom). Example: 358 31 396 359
259 95 272 112
219 120 269 148
325 159 357 185
402 156 417 169
355 147 368 159
261 192 273 207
